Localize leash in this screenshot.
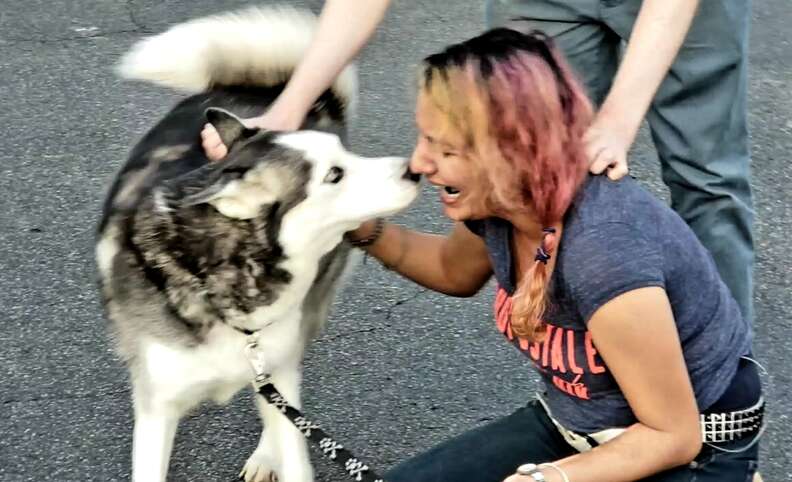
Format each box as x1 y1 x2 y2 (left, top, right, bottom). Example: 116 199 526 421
245 335 387 482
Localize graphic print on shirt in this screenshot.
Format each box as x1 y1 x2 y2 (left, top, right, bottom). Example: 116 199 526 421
495 286 617 401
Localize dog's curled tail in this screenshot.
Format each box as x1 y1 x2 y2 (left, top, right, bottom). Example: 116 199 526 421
117 6 356 113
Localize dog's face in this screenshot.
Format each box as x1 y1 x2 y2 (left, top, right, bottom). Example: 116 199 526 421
272 130 419 238
171 108 419 254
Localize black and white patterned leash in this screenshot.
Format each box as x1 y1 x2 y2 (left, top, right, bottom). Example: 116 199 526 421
245 336 387 482
255 383 385 482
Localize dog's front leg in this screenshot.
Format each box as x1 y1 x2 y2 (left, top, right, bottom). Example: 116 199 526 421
132 396 180 482
240 395 281 482
267 362 313 482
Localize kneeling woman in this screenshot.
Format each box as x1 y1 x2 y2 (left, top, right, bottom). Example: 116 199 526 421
348 29 762 482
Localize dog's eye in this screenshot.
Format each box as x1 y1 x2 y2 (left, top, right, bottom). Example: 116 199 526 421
223 166 248 179
225 167 246 173
323 166 344 184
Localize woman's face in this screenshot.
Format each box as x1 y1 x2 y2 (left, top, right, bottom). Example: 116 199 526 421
409 93 497 221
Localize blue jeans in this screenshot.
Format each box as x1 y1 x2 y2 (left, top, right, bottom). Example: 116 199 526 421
485 0 756 324
385 400 760 482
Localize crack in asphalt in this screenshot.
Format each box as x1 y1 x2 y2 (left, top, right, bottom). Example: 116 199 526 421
316 289 429 342
124 0 150 33
0 1 151 46
2 388 129 406
318 327 379 342
0 30 143 45
385 289 428 321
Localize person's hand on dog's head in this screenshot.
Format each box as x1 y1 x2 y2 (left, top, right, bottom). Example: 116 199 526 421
201 106 306 161
201 123 230 162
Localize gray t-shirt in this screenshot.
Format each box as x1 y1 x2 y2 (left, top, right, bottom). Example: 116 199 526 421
466 175 752 433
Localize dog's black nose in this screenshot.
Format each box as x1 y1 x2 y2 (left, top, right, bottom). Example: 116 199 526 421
402 167 421 183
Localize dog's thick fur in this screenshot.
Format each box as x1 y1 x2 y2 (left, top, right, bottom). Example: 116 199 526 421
97 7 418 482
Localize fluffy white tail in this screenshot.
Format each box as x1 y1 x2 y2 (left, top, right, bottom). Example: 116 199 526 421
117 6 356 110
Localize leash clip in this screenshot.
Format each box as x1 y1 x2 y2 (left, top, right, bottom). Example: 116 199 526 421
244 333 271 388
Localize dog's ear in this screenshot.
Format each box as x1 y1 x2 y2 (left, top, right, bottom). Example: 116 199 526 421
169 159 244 207
178 170 231 207
177 166 280 219
205 107 259 149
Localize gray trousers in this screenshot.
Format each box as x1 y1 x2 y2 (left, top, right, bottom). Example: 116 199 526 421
485 0 755 323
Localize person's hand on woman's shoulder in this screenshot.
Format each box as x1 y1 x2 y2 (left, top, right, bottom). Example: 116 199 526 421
584 112 634 181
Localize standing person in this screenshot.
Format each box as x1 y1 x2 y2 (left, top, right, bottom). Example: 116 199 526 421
486 0 756 328
348 28 761 482
202 0 755 326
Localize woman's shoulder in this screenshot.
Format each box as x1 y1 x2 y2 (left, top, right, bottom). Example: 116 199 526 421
565 175 667 237
464 217 511 239
558 195 668 322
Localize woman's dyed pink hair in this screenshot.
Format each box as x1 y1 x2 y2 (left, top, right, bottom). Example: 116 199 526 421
420 29 594 339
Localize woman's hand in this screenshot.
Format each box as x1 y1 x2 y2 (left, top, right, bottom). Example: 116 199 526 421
346 219 380 244
503 470 561 482
503 475 530 482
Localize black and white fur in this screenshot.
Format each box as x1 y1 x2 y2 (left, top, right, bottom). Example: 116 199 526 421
96 7 419 482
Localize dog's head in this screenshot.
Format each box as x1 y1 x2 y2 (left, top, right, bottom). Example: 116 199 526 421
167 108 419 255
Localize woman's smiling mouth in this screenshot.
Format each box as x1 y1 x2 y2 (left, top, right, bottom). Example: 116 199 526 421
439 184 461 204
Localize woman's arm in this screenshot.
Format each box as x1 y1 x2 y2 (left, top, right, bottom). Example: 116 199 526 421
587 0 701 180
260 0 393 129
203 0 392 159
352 220 493 297
507 286 701 482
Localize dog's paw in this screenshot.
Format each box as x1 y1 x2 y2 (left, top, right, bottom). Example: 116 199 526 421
239 451 278 482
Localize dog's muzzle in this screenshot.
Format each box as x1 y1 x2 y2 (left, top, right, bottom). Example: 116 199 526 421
402 167 421 183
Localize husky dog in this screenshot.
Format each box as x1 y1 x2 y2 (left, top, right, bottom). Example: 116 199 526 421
96 7 419 482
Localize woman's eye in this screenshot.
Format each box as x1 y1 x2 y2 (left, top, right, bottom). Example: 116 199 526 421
442 151 456 158
323 166 344 184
